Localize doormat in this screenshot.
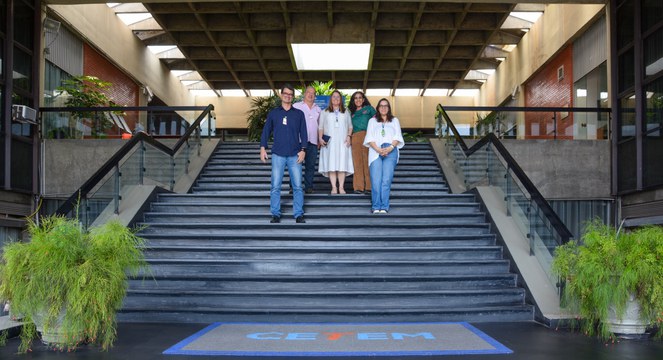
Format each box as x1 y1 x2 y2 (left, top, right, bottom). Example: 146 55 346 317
163 322 512 356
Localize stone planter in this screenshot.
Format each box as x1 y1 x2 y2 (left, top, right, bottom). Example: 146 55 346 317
32 310 85 346
607 294 650 339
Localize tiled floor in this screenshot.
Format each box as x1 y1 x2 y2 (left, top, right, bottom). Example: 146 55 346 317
1 321 662 359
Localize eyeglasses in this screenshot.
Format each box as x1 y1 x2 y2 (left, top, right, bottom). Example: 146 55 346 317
353 97 363 100
282 92 294 96
378 104 389 108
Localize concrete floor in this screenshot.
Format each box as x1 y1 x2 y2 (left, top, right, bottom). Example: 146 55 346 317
1 321 662 359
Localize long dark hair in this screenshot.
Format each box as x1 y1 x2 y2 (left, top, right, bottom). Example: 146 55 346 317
348 91 372 115
375 98 394 123
325 90 346 113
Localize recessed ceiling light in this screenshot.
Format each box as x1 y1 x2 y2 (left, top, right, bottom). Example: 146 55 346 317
291 43 370 70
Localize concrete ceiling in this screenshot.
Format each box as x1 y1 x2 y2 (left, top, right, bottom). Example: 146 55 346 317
94 1 602 95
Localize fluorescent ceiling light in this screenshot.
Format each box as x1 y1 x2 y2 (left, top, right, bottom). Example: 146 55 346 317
117 13 152 26
171 70 193 77
365 88 391 97
510 12 543 23
394 89 420 96
423 89 449 97
220 89 247 97
291 43 370 70
502 44 517 52
148 45 177 54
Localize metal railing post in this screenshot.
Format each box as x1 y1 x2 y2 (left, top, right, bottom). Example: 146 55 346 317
528 200 534 256
170 156 176 191
552 112 557 140
114 164 120 214
139 140 145 185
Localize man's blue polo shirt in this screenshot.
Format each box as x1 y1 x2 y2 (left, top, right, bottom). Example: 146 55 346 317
260 105 308 157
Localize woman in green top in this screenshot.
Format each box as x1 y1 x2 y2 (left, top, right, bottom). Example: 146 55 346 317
348 91 376 194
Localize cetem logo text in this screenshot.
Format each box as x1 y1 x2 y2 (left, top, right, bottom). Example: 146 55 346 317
247 332 436 340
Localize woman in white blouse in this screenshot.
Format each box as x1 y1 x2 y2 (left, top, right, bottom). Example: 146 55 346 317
363 98 404 213
318 90 354 194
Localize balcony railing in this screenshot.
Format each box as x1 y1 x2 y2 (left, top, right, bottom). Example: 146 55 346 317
437 104 580 289
39 105 214 228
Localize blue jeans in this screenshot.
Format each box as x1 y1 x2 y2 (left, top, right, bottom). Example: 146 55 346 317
369 143 398 211
303 142 318 190
271 154 304 218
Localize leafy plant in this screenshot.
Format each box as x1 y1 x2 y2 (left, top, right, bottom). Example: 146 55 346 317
246 95 281 141
56 75 120 137
294 80 336 99
552 221 663 340
0 215 147 353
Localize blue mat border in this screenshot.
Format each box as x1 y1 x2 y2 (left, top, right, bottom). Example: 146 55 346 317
163 321 513 356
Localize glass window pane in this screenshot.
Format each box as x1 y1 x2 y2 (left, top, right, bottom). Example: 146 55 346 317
13 0 34 48
619 49 635 92
644 135 663 188
13 46 31 92
644 28 663 77
10 138 32 191
0 37 3 79
645 76 663 129
643 0 663 32
0 89 3 188
617 1 634 49
0 0 5 30
619 94 636 139
618 139 637 192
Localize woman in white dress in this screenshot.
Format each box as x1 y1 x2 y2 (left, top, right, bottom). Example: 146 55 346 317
318 90 354 194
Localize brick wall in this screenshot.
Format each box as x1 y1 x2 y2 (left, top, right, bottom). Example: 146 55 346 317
83 43 139 131
524 45 574 139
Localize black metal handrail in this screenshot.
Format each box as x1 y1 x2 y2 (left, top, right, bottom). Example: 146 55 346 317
52 105 214 217
436 104 574 244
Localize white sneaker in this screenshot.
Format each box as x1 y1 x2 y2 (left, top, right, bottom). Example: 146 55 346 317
372 209 380 214
379 210 388 214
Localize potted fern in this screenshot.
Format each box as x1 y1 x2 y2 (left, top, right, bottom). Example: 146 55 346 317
552 221 663 341
0 215 146 353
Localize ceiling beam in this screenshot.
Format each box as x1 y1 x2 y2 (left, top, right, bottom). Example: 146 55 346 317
233 1 276 94
391 1 425 96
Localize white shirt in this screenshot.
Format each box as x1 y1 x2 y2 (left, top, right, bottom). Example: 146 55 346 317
363 117 405 166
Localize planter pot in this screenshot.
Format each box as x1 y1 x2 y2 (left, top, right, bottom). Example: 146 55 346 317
607 294 650 339
32 310 85 346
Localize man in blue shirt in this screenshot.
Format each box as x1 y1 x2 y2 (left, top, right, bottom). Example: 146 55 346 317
260 84 308 223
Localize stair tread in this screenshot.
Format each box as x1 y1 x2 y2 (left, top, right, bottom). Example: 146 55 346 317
124 141 533 323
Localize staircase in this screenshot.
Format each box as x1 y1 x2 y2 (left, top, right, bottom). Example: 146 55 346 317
120 141 534 323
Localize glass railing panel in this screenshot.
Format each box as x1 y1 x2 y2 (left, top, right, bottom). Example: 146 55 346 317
118 146 142 192
507 175 531 244
486 146 507 190
173 144 189 184
529 201 563 285
143 142 174 189
84 170 117 228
